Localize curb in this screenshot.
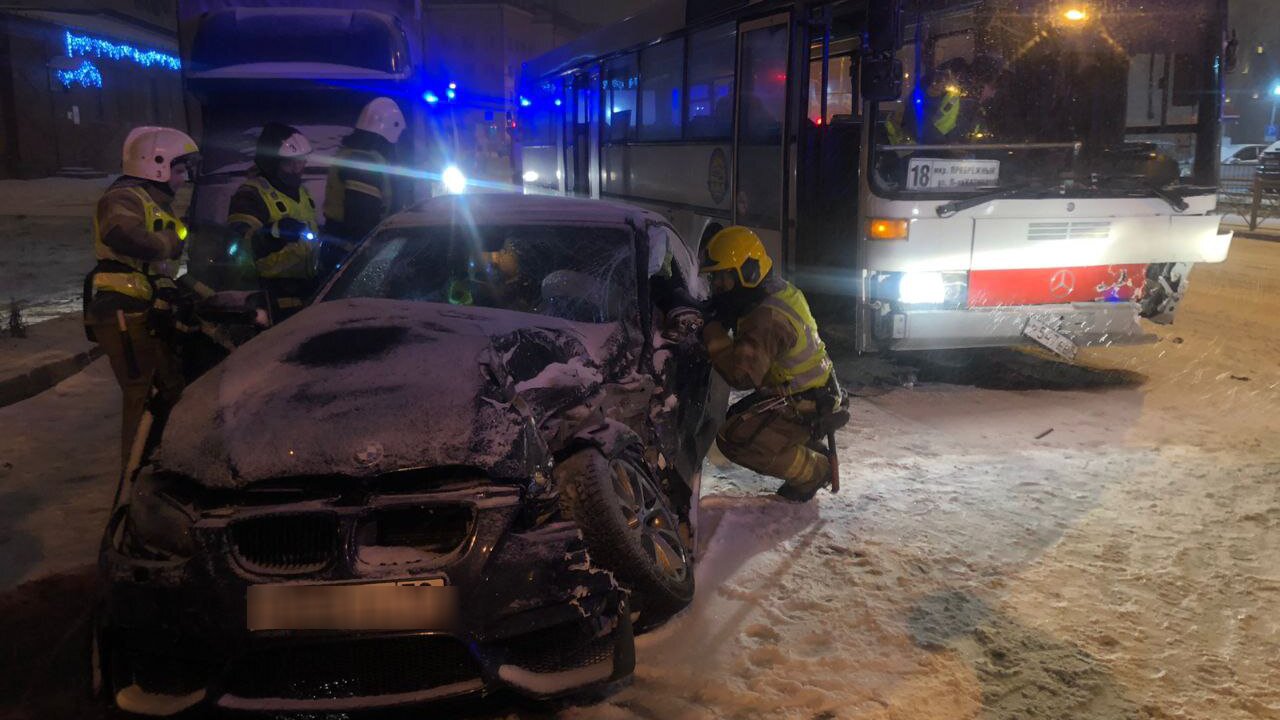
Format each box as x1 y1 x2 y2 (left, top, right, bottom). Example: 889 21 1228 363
0 347 104 409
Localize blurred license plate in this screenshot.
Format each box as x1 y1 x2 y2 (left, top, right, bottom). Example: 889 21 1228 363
247 580 457 631
1023 317 1078 360
906 158 1001 190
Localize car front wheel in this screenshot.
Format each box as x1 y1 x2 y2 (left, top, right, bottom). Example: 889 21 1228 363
556 447 694 628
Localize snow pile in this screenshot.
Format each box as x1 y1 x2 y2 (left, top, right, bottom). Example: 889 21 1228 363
514 357 603 394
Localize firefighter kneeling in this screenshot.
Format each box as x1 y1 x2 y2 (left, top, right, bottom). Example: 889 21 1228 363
700 226 849 502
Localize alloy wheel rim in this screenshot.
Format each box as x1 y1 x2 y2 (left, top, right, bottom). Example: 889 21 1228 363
610 459 689 584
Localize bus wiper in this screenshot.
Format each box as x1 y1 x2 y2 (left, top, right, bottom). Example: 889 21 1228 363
1086 175 1189 212
1144 185 1190 213
935 184 1037 218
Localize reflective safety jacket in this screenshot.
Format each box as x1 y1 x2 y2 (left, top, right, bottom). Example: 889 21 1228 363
227 174 320 318
757 282 834 394
931 87 963 137
88 180 186 314
709 278 834 395
322 144 393 246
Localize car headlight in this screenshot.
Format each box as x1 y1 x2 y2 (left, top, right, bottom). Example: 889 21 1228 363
124 470 196 560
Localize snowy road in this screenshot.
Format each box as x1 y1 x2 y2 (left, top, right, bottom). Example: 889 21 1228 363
1 240 1278 719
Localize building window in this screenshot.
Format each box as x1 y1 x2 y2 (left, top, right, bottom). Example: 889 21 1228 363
686 23 735 140
639 38 684 141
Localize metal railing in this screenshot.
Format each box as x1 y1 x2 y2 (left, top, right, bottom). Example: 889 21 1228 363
1218 166 1280 230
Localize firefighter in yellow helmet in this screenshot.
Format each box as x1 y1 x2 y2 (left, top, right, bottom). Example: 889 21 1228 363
700 226 847 502
84 126 200 468
227 122 321 323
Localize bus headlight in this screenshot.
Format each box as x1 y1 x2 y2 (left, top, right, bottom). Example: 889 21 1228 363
442 165 467 194
899 271 947 304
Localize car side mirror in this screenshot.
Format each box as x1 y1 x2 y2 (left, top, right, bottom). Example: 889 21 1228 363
861 57 904 102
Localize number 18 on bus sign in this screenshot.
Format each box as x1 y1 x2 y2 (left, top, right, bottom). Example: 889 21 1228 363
907 158 1001 191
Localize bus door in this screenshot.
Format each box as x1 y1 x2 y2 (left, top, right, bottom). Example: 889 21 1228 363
733 13 791 263
564 68 600 198
795 4 863 302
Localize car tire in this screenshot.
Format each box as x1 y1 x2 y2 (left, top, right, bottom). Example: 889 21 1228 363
556 446 694 628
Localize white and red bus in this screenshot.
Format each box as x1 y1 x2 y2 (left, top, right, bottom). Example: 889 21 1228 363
516 0 1232 357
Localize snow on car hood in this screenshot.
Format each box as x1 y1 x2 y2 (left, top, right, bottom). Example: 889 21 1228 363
158 298 626 488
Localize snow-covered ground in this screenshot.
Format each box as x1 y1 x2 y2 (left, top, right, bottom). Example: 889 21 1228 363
0 239 1277 719
575 238 1280 720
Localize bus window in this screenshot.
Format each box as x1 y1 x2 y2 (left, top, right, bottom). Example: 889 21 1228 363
736 21 789 228
604 54 638 142
808 55 855 124
639 38 685 141
685 23 736 140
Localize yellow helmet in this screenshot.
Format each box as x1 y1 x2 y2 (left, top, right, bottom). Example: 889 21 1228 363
700 226 772 288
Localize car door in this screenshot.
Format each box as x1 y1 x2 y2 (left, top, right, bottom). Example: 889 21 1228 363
645 224 728 480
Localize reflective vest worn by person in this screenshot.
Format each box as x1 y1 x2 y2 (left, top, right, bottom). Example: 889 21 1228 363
227 122 320 322
85 126 200 468
699 226 842 503
321 97 405 274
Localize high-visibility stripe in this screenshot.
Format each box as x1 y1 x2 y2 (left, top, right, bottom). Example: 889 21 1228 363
345 180 383 198
93 272 152 301
933 90 962 136
274 297 305 309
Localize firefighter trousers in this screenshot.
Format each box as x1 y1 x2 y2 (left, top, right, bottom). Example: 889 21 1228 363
716 392 830 491
90 312 185 469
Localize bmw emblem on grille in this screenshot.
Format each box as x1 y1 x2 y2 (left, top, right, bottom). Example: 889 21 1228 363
355 442 384 467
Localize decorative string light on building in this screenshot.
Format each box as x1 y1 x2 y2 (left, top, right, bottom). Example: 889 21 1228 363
55 59 103 89
63 30 181 71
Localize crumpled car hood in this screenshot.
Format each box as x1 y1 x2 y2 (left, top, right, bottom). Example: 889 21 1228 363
158 299 625 488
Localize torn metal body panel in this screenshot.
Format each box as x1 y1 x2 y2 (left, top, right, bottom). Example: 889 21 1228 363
98 194 721 714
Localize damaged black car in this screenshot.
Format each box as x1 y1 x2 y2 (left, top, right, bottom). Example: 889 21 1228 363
94 194 726 715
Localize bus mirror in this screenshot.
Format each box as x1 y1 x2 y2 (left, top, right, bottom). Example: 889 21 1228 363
861 57 904 101
865 0 901 55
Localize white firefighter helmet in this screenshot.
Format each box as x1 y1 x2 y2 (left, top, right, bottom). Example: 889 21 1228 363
122 126 200 183
356 97 407 144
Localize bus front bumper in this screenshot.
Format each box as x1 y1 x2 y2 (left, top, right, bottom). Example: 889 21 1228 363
872 302 1157 352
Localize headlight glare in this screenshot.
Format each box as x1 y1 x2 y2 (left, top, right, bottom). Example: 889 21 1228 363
899 271 947 304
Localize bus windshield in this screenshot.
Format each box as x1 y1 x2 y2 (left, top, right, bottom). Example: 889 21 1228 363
873 0 1220 197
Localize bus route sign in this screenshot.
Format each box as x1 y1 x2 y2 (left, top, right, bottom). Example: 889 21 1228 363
906 158 1001 191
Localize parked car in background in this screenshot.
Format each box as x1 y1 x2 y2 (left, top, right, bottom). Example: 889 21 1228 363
1257 141 1280 183
1222 143 1268 165
94 194 726 715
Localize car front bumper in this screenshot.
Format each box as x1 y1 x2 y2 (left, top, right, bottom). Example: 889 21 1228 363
98 481 632 714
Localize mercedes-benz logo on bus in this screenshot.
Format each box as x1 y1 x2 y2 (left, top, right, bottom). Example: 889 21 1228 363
1049 269 1076 299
